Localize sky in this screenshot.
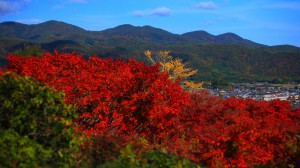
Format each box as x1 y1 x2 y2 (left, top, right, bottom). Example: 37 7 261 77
0 0 300 47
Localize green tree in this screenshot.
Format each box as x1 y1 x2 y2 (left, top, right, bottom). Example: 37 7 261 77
0 72 80 167
13 43 45 57
99 144 196 168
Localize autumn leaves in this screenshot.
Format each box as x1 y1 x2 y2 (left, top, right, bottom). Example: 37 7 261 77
1 51 300 167
145 50 204 90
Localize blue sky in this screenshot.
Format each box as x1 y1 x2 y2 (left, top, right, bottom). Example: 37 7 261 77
0 0 300 46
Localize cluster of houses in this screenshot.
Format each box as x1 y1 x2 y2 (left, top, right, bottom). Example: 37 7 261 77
207 83 300 108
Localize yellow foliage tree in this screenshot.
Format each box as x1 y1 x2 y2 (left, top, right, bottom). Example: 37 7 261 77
145 50 203 90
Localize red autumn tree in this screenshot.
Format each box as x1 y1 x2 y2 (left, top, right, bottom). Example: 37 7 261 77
5 51 300 167
6 51 190 142
173 90 300 167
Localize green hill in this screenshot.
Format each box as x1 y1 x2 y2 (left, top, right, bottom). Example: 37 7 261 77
1 20 299 83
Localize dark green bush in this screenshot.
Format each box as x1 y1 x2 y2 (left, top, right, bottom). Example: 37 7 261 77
99 144 197 168
0 72 80 167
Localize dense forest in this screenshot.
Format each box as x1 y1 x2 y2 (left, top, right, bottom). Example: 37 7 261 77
1 51 300 167
1 20 300 84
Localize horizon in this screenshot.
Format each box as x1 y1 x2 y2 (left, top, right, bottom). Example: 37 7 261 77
1 19 299 47
0 0 299 47
0 19 267 36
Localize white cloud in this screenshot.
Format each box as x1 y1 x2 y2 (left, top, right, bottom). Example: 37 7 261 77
0 1 15 14
150 7 171 16
0 0 31 16
193 1 217 10
133 7 171 17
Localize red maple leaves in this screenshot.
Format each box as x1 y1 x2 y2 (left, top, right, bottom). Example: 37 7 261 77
6 51 189 141
4 51 300 167
175 90 300 167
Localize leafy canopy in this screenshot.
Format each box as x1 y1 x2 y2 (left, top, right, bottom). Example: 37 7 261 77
6 51 190 141
0 72 80 167
4 51 300 167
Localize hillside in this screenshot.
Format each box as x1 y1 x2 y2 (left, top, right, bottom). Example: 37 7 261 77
1 20 300 83
0 21 262 47
98 24 186 44
0 20 90 43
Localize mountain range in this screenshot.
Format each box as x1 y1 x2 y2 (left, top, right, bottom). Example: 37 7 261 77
1 20 300 84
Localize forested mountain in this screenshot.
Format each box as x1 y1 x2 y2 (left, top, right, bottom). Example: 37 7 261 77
0 20 89 42
1 20 300 83
0 20 262 46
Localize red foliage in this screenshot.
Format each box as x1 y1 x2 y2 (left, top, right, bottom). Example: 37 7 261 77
174 90 300 167
5 52 300 167
6 51 190 141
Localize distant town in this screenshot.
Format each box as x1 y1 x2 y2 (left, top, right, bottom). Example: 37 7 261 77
207 83 300 109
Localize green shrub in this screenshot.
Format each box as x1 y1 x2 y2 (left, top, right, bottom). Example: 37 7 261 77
0 72 80 167
99 144 197 168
